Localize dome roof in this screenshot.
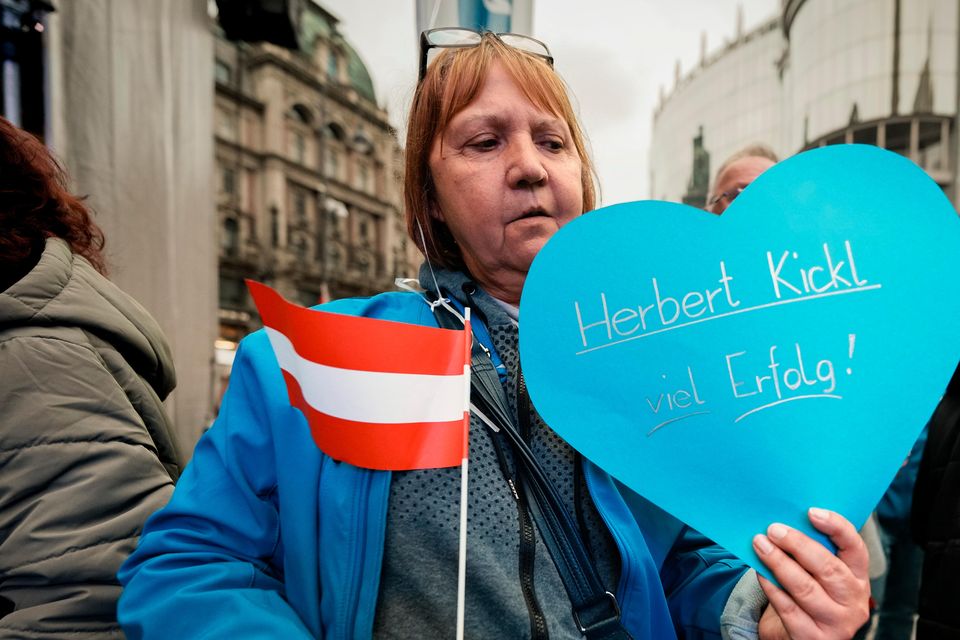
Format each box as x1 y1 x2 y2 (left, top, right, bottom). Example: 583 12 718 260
341 40 377 104
298 6 377 105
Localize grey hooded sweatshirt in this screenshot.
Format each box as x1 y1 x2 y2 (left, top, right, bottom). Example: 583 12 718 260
0 238 180 638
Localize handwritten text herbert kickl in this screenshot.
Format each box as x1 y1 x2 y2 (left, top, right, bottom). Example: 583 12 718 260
572 241 880 434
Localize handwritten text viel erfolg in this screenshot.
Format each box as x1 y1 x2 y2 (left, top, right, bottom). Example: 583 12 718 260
572 241 879 434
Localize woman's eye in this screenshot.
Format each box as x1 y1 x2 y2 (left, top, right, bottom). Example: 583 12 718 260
542 138 564 151
469 138 498 150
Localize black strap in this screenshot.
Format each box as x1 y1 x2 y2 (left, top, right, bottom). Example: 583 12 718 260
430 294 631 640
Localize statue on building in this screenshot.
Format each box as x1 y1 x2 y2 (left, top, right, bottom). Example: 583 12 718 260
683 126 710 209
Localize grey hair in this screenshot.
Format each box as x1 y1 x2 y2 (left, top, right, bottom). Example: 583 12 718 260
710 143 779 196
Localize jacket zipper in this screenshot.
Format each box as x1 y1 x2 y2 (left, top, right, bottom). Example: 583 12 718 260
437 293 549 638
338 468 369 639
488 391 549 640
516 370 549 640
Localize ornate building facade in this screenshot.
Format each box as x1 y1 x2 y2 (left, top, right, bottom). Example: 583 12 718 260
650 0 959 208
213 2 418 363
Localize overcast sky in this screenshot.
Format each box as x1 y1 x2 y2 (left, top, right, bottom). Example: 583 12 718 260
321 0 778 205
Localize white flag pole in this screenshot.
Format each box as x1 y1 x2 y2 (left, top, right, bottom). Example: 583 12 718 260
455 308 471 640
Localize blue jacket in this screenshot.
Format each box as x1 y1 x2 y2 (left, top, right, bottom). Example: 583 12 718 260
118 291 750 639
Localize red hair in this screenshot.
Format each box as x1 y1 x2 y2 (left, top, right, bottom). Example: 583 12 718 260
0 117 106 277
405 33 597 269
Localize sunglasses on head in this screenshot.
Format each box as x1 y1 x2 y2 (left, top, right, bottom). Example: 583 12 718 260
418 27 554 82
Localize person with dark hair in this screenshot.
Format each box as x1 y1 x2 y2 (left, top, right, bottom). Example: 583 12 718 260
911 364 960 639
118 33 868 639
0 117 181 637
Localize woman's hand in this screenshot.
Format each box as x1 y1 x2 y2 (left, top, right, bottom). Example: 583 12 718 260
754 508 870 639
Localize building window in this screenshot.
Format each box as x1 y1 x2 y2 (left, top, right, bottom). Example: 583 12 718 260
270 207 279 248
356 162 370 193
222 217 239 255
293 132 306 164
216 107 239 141
215 59 232 85
325 122 346 142
885 122 911 157
219 275 246 308
294 236 307 261
852 125 877 146
0 2 49 136
222 166 236 195
353 129 374 154
293 188 307 223
243 169 256 212
808 116 953 186
327 50 339 80
373 164 384 198
290 104 311 124
917 119 947 172
325 147 341 181
328 210 342 240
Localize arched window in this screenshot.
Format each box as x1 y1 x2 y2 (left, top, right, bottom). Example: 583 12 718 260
289 103 313 125
288 105 313 165
325 122 346 142
353 128 374 155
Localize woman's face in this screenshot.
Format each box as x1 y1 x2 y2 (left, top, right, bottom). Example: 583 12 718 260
428 61 583 301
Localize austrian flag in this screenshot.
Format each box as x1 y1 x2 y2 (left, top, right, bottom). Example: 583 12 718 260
247 280 471 471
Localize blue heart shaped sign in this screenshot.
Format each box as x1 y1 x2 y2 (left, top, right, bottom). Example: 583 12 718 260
519 145 960 578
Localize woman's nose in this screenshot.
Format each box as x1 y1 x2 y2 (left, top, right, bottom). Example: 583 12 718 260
507 139 548 188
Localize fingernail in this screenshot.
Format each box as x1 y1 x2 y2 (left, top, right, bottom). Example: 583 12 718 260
809 507 830 521
768 523 788 540
754 534 774 554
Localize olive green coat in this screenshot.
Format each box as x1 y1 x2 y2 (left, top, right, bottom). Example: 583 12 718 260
0 238 180 638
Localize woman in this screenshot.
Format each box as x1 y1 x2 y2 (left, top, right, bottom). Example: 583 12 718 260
0 118 181 636
119 33 868 639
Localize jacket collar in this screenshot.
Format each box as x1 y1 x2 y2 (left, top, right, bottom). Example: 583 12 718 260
417 262 517 330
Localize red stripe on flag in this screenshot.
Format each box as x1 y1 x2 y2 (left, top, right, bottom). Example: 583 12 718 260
462 318 472 461
284 372 465 470
247 280 466 376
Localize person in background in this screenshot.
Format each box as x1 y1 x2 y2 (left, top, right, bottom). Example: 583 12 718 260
707 145 778 215
708 142 894 634
911 364 960 639
853 430 926 640
118 32 869 639
0 117 181 637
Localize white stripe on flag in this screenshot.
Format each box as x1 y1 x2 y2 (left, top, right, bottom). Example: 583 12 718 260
265 328 468 424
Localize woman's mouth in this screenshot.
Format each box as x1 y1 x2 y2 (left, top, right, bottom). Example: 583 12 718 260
516 208 549 220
